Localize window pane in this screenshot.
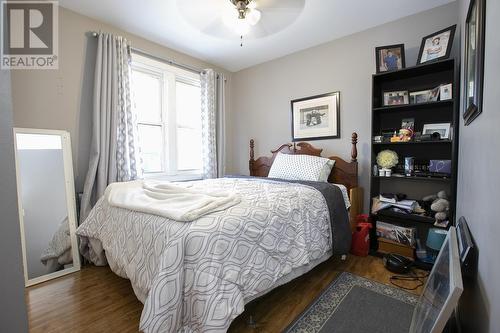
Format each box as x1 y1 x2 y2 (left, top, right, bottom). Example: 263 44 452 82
176 81 201 129
177 128 202 171
132 69 162 123
138 124 163 173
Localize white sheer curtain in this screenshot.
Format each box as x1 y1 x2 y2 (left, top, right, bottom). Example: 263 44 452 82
80 33 141 222
200 69 226 179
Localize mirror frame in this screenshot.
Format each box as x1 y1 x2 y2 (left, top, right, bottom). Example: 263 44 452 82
13 128 81 286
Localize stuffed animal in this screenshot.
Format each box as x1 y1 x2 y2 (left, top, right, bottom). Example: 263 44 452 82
422 190 450 224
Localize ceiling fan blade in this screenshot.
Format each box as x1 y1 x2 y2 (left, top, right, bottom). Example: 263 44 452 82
177 0 305 39
201 18 235 39
254 0 305 9
247 23 270 38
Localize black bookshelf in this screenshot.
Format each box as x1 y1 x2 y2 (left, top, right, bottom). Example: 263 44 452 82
372 175 451 183
372 100 453 112
373 139 452 146
370 59 460 264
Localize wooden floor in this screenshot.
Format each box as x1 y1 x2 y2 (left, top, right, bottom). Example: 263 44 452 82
26 255 424 333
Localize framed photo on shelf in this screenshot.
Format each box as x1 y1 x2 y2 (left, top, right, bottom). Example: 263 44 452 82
417 25 456 64
401 118 415 132
291 92 340 141
383 90 409 106
375 44 406 73
409 86 440 104
440 83 453 100
429 86 441 102
422 123 451 139
409 90 431 104
463 0 486 126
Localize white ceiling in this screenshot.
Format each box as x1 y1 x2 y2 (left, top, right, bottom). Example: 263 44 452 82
59 0 455 72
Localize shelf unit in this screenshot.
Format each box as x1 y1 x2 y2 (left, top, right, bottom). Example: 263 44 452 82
372 175 452 183
369 59 460 266
373 140 452 145
372 100 453 112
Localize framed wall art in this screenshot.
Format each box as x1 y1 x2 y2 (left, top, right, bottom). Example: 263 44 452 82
291 92 340 141
463 0 486 125
409 227 463 333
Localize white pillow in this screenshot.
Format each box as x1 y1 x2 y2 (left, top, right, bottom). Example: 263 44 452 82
268 152 335 182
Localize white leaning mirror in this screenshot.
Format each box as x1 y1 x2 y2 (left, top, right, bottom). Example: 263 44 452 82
13 128 81 287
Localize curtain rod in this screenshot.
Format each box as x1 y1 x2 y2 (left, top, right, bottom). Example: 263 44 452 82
90 31 204 75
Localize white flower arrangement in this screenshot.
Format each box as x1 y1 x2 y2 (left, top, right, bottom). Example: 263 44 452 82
377 150 398 169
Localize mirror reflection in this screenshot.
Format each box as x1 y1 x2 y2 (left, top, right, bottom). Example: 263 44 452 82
15 130 80 285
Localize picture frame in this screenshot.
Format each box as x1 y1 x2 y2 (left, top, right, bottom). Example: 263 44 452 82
440 83 453 101
409 90 431 104
409 227 463 333
383 90 409 106
429 86 441 102
463 0 486 126
422 123 451 139
291 92 340 141
409 86 441 104
456 217 473 264
375 44 406 73
417 25 456 64
401 118 415 132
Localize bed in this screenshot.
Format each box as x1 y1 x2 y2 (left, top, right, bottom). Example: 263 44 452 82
76 133 360 333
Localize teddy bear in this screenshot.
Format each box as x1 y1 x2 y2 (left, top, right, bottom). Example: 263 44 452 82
422 190 450 225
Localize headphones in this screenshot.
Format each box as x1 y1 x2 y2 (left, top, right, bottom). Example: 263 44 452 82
383 253 428 290
383 253 413 274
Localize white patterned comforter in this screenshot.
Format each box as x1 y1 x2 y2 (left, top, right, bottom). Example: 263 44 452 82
76 178 333 332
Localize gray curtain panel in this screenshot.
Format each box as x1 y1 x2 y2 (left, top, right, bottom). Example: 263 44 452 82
201 69 226 179
80 33 140 222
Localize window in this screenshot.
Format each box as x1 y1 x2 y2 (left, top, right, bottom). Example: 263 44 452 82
131 53 202 179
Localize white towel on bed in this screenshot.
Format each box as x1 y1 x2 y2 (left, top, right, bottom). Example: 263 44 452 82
104 180 241 222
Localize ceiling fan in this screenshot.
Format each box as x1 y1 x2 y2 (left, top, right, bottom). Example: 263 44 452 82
177 0 305 44
223 0 262 36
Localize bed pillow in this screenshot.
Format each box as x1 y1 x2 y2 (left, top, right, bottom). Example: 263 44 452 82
268 153 335 182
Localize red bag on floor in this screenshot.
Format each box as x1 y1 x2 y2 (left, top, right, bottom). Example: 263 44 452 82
351 214 372 257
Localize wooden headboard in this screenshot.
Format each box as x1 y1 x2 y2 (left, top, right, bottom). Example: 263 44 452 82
249 132 359 190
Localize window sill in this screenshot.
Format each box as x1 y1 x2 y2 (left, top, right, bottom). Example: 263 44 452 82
143 173 203 182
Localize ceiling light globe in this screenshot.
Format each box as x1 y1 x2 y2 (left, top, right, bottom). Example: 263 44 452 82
223 15 237 28
235 19 250 35
222 2 237 28
247 1 257 10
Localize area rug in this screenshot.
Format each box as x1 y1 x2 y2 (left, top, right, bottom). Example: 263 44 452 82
285 272 419 333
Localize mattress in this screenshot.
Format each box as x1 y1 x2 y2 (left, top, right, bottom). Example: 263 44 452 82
76 177 350 333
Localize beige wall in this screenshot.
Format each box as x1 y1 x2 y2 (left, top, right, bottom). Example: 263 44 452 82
11 7 231 192
455 0 500 332
228 2 458 210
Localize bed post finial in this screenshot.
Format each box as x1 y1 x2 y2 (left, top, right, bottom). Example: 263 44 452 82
249 139 255 175
351 132 358 162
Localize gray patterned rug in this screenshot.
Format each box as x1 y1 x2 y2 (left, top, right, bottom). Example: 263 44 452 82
285 272 419 333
